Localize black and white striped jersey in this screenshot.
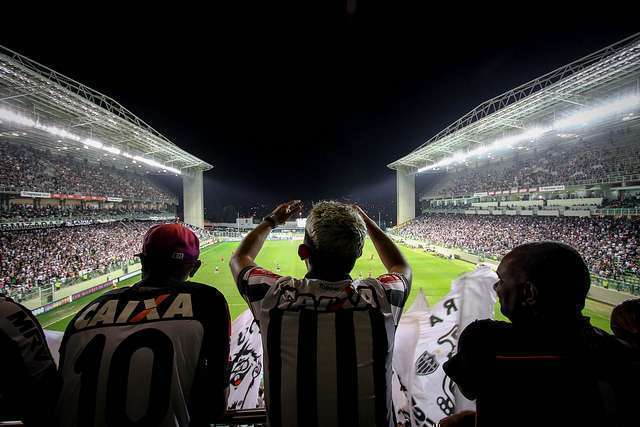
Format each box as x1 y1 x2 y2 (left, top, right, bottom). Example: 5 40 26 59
0 296 60 426
57 281 231 427
238 267 410 427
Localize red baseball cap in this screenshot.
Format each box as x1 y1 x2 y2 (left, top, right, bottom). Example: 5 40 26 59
139 223 200 263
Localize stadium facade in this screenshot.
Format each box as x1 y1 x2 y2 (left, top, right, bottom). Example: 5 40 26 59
0 45 211 228
390 33 640 224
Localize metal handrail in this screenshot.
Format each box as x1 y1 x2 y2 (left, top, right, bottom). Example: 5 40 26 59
217 409 267 425
0 409 268 426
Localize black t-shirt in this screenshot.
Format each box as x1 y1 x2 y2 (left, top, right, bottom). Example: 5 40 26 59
57 280 230 427
0 296 60 426
444 318 640 427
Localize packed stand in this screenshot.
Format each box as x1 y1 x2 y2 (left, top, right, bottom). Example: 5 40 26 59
431 128 640 198
602 195 640 209
0 205 170 222
0 221 216 300
0 142 177 203
395 214 639 280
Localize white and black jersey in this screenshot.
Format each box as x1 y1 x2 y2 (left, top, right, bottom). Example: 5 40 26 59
237 267 410 427
0 296 60 426
57 281 231 427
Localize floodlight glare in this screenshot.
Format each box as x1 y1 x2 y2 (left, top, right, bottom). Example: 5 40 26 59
0 107 36 127
553 94 640 130
102 146 121 155
0 106 182 175
416 93 640 174
84 139 103 149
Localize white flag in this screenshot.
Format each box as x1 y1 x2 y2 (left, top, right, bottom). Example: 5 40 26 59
227 309 264 410
452 265 498 412
392 265 497 425
44 329 64 366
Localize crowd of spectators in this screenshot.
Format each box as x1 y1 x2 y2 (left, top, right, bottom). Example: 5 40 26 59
0 221 216 300
395 214 639 280
431 129 640 198
0 204 170 222
602 195 640 209
0 143 177 203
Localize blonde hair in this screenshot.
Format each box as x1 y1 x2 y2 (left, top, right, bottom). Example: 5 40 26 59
305 201 366 263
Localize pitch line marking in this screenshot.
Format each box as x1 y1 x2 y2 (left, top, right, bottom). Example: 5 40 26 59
43 311 78 329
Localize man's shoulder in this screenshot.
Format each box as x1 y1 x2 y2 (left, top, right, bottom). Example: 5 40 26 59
460 319 514 345
182 281 228 301
242 266 284 282
129 281 229 309
120 280 226 300
0 295 22 316
353 272 409 292
101 286 130 298
238 265 288 292
584 325 640 362
0 296 43 336
377 272 409 284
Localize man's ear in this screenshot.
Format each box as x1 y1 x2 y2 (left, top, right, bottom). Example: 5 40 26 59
522 281 538 306
189 260 202 277
298 244 311 260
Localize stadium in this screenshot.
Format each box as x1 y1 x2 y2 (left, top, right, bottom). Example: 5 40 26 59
0 30 639 426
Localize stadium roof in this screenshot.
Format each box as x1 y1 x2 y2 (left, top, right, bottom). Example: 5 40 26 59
0 45 213 175
389 33 640 172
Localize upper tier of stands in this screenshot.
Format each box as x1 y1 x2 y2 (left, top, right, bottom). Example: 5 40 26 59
0 205 173 225
426 127 640 198
0 142 177 203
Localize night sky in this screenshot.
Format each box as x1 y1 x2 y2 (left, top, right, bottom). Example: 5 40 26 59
1 5 638 222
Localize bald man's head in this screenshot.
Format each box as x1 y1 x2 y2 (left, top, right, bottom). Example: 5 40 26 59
495 241 590 322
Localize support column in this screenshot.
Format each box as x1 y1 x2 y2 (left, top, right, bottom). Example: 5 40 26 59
396 167 416 225
182 169 204 228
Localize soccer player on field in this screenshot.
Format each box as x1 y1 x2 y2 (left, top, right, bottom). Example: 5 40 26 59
0 295 60 426
231 200 412 427
57 223 231 427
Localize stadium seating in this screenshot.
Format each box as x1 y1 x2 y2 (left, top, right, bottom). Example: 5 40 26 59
395 214 639 281
0 205 171 223
427 127 640 198
0 221 216 301
0 142 176 203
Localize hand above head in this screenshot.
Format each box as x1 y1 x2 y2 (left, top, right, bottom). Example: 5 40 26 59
351 203 365 217
268 200 304 225
352 203 412 282
230 200 303 283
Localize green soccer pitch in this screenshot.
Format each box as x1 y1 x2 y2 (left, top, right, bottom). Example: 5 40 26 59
36 240 613 333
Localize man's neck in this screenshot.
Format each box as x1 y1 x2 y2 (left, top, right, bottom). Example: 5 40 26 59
513 313 589 331
141 274 187 287
305 269 351 282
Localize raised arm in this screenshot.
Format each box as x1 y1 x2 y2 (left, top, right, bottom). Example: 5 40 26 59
229 200 303 282
354 205 412 283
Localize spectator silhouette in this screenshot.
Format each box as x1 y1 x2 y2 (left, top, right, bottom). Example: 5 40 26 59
57 223 230 426
0 295 60 426
611 298 640 351
444 241 640 427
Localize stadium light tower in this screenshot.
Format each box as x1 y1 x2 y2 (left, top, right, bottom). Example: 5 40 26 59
396 166 416 225
182 170 205 228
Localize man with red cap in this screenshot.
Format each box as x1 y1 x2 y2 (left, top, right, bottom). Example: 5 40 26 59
57 223 231 427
